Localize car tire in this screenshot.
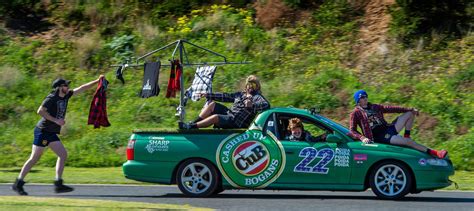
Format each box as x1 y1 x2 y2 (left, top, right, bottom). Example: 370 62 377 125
213 185 225 195
176 158 219 197
369 160 413 200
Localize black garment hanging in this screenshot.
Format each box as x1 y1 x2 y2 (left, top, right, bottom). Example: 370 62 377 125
139 61 160 98
115 66 125 84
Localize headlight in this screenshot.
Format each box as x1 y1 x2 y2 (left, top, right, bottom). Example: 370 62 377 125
427 159 448 166
419 158 448 166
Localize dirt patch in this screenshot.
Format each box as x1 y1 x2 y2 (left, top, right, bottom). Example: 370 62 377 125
353 0 396 69
417 113 439 130
455 125 469 135
253 0 315 29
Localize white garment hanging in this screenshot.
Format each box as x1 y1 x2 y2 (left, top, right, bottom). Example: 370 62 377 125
185 66 217 101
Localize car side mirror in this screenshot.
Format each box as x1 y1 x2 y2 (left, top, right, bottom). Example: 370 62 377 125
326 134 343 143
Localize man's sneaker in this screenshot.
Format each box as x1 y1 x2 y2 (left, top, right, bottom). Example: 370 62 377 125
54 179 74 193
437 150 448 159
178 122 196 130
11 178 28 195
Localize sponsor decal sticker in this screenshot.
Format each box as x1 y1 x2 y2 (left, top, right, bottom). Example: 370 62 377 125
334 148 350 167
145 137 170 153
354 154 368 161
418 158 427 166
216 130 286 188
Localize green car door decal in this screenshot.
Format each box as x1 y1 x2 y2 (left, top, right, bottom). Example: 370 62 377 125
293 147 351 174
294 147 335 174
216 130 286 188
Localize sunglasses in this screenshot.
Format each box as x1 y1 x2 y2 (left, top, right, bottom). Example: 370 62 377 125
61 84 69 87
246 82 258 89
359 95 367 99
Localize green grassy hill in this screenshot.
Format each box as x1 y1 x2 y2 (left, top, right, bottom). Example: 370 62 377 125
0 1 472 170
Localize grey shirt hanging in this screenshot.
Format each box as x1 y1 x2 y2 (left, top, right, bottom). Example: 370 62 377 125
140 61 160 98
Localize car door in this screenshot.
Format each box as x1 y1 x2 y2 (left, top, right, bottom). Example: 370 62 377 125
271 113 352 185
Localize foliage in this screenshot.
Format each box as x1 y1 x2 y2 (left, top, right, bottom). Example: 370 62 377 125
390 0 474 46
106 35 136 63
0 1 472 171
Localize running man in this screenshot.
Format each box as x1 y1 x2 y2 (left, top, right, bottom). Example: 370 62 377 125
12 75 104 195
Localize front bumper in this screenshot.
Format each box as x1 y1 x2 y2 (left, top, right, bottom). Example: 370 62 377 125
414 167 454 190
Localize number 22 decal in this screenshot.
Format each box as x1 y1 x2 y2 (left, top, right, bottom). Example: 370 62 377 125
294 147 334 174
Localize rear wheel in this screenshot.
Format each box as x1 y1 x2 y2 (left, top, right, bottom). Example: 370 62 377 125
176 159 219 197
213 185 224 195
369 161 413 200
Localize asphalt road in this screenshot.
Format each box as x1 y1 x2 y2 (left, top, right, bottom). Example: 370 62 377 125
1 184 473 210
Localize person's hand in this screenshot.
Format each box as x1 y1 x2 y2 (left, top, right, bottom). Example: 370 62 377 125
199 93 207 98
411 108 419 116
362 137 372 144
55 119 65 126
244 99 253 107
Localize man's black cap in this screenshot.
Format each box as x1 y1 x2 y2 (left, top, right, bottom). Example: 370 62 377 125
52 78 71 88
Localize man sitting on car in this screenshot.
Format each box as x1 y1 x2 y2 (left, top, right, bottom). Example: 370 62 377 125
348 90 447 159
179 75 270 129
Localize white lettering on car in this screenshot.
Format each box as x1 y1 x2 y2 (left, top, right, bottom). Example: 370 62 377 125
145 137 170 153
334 148 350 167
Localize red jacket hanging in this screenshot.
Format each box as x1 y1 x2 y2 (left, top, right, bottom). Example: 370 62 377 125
166 59 181 98
88 78 111 128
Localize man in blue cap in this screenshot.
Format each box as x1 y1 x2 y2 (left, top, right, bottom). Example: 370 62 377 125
348 90 447 159
12 75 104 195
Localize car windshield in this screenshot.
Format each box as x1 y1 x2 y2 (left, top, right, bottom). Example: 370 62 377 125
313 114 350 135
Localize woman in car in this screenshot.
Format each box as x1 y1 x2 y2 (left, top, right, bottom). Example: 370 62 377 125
286 118 326 142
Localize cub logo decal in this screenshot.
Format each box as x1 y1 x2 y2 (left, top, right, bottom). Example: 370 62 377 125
233 141 269 176
216 130 286 188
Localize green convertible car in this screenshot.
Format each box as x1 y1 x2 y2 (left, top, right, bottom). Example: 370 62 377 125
123 107 454 199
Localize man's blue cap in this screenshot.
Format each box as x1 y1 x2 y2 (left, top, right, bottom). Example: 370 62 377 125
354 90 368 104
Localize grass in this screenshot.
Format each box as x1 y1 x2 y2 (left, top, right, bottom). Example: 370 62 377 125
0 167 146 184
444 170 474 191
0 196 212 210
0 167 472 191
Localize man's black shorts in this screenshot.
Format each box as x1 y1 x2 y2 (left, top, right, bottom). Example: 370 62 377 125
213 103 238 129
33 127 60 147
373 125 398 144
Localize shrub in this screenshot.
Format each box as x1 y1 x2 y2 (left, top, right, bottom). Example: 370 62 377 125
0 66 24 88
390 0 473 45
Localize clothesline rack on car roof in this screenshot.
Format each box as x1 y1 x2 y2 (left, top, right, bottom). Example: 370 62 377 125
110 39 250 123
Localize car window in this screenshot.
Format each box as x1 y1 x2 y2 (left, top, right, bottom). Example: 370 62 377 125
304 121 327 138
275 113 333 141
263 112 278 138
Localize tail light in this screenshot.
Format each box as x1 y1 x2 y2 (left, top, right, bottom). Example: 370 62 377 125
126 139 136 160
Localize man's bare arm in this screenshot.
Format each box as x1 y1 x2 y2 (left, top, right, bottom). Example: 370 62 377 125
37 106 64 126
73 75 104 95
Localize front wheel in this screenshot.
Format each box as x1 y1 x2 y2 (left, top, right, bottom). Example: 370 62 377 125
369 161 413 200
176 159 219 197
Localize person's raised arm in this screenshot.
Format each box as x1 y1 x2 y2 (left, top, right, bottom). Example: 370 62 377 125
205 92 238 102
72 75 104 95
378 104 416 114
